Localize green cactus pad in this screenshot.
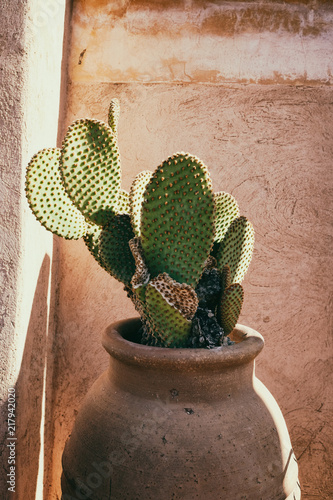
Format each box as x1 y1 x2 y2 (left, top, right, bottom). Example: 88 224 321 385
220 264 232 297
83 222 103 265
129 170 153 236
99 214 136 285
214 191 240 242
25 148 87 239
60 119 121 227
141 153 215 288
146 273 199 347
129 238 150 288
217 283 244 335
118 189 130 214
134 284 147 309
216 216 254 284
108 98 120 137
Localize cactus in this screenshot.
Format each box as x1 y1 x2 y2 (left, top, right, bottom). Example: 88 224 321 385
25 99 255 349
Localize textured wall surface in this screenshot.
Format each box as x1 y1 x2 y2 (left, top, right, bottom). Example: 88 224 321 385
51 83 333 499
0 0 67 498
46 1 333 499
1 0 329 498
70 0 333 84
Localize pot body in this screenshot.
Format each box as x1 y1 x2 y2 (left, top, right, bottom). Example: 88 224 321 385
61 318 300 500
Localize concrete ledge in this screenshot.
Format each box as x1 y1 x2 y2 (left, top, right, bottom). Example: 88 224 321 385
70 0 333 84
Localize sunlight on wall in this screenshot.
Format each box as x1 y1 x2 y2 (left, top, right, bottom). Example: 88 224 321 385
0 0 67 498
14 0 67 374
17 1 68 495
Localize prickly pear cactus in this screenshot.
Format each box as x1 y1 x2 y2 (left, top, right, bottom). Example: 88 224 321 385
25 98 255 349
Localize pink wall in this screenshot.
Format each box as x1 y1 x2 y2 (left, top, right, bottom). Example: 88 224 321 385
46 1 333 498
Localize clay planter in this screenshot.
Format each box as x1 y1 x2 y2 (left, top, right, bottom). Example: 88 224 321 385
61 317 300 499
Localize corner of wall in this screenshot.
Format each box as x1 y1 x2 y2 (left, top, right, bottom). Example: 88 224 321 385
0 0 71 498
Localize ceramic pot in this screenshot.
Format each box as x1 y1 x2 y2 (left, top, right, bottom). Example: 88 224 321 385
61 317 300 500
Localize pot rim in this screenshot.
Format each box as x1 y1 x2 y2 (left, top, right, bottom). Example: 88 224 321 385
103 317 264 371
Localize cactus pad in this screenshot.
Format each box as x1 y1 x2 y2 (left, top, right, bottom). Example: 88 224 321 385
118 189 130 214
216 216 254 284
141 153 215 288
60 119 121 227
108 98 120 137
220 264 231 296
129 170 153 236
25 148 87 239
214 191 240 243
99 214 136 286
146 273 199 347
83 222 103 265
217 283 244 335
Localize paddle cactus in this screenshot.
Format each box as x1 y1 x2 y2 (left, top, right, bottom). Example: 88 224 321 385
25 98 254 348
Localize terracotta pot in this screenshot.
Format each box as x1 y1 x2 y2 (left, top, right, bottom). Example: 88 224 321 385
61 317 300 500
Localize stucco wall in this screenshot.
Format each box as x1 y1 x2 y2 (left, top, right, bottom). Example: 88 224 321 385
54 83 333 500
45 1 333 499
0 0 69 498
1 0 331 499
70 0 333 85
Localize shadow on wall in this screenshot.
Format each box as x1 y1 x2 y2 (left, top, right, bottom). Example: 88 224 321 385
3 254 56 500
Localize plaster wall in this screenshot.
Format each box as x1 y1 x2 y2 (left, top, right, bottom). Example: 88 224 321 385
44 1 333 499
70 0 333 84
0 0 68 498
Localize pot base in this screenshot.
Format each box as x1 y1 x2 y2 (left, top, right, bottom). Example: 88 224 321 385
61 473 301 500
